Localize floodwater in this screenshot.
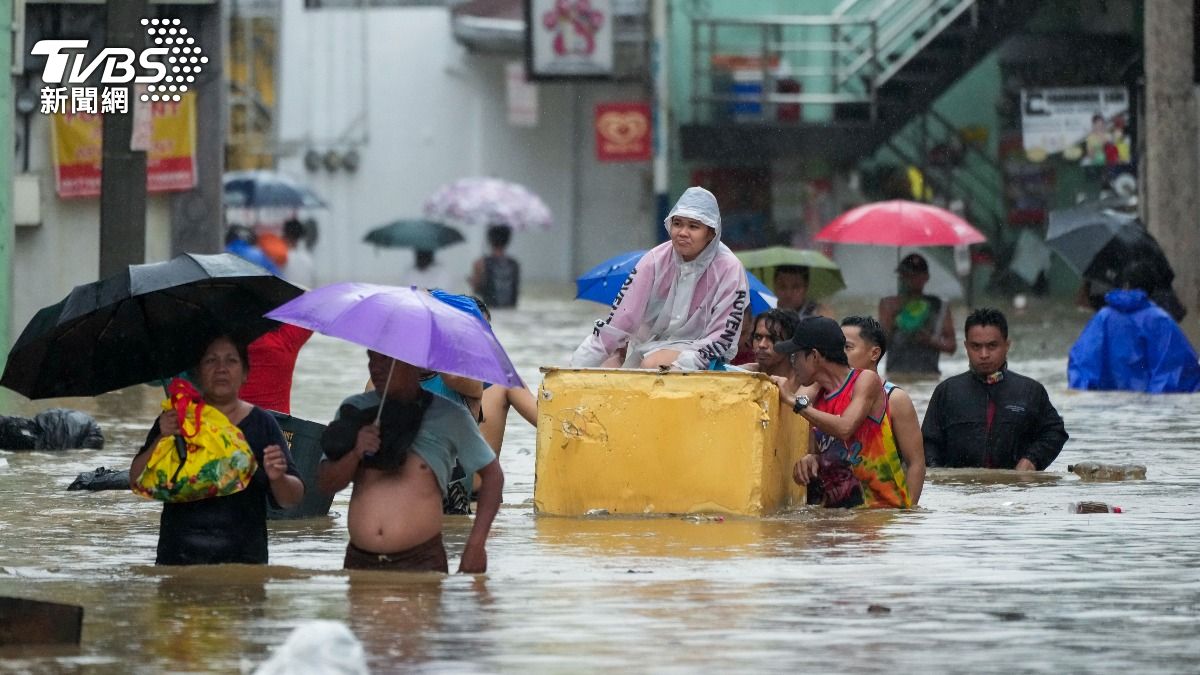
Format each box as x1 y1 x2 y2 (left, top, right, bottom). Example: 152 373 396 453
1 290 1198 674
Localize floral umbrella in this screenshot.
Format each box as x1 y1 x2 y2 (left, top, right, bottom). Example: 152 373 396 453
422 177 553 232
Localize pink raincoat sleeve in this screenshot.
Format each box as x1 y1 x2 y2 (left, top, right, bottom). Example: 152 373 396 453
570 256 657 367
670 253 750 370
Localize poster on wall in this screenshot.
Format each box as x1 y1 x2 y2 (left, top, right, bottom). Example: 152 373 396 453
594 102 651 162
51 93 198 198
1020 87 1129 164
506 61 539 127
526 0 613 80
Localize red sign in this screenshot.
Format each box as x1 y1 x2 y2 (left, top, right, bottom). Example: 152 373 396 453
594 102 651 162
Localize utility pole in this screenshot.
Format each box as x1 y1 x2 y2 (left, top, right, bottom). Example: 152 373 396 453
99 0 149 277
170 2 224 255
1144 0 1198 326
651 0 669 237
0 0 12 358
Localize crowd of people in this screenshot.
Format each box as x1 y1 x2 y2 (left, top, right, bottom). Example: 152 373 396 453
133 185 1197 575
565 186 1070 513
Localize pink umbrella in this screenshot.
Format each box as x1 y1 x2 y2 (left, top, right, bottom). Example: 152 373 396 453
814 200 987 247
423 177 553 232
265 283 523 388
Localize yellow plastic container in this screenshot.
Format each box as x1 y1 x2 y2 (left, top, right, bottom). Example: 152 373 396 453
534 368 808 517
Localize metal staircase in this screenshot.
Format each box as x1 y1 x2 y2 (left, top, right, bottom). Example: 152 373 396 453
680 0 1041 166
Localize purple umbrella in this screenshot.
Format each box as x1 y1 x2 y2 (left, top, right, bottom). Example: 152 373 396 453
265 283 523 388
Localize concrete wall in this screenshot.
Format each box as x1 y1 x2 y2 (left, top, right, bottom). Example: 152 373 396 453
275 6 651 290
11 106 172 345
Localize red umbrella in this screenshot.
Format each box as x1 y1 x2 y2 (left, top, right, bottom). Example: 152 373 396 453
814 200 987 247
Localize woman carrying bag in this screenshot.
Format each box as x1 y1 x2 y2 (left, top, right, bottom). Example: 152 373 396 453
130 335 305 565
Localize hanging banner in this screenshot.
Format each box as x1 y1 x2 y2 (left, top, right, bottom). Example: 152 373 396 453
594 102 651 162
51 93 198 198
1020 87 1129 164
527 0 613 80
506 61 539 127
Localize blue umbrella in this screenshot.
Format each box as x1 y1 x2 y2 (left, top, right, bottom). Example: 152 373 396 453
223 170 326 209
575 251 777 315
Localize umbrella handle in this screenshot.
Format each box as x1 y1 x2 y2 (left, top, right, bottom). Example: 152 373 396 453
364 359 395 458
160 381 190 465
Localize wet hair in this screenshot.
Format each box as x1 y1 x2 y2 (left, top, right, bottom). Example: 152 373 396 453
755 308 800 343
841 315 887 358
1117 260 1157 292
965 307 1008 339
487 224 512 249
192 334 252 378
283 218 306 244
469 294 492 322
774 265 810 283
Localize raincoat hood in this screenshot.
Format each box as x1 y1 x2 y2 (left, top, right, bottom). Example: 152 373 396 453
664 187 723 267
1069 288 1200 393
1104 289 1150 313
572 187 748 370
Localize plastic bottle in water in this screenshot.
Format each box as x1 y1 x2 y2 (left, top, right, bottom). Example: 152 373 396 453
1068 501 1123 514
1067 462 1147 481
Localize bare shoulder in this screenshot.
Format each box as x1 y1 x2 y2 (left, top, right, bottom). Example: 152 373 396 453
855 368 882 388
889 386 918 415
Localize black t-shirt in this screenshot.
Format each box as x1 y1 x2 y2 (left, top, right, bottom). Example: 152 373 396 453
137 406 300 565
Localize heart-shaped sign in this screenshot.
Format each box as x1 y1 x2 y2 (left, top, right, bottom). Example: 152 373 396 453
597 111 647 148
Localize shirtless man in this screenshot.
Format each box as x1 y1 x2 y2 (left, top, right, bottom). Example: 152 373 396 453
318 351 503 573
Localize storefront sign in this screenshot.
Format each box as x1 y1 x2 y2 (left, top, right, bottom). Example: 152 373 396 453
594 102 651 162
51 93 197 198
1020 87 1129 163
527 0 613 80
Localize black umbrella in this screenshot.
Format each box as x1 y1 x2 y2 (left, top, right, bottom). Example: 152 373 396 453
1 253 305 399
1045 204 1142 276
363 219 465 250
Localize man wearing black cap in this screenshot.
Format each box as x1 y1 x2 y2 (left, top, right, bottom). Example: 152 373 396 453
772 317 912 509
878 253 956 376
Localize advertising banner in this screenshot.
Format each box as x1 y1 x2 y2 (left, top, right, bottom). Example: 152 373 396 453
527 0 613 79
594 102 651 162
1020 87 1129 164
51 93 197 198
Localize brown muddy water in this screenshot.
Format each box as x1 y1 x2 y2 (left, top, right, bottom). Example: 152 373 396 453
1 291 1197 673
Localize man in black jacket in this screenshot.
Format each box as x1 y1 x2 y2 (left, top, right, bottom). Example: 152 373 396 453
922 308 1068 470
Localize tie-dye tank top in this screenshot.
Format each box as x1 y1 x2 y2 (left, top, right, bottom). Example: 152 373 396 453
813 370 911 509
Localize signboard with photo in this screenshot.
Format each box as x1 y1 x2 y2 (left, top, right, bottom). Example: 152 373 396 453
526 0 613 80
1020 87 1129 164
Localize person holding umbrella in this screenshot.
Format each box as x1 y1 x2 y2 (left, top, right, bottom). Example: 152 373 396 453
131 334 305 565
571 187 749 370
317 352 502 573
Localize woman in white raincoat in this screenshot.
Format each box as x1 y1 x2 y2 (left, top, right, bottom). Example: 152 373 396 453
571 187 750 370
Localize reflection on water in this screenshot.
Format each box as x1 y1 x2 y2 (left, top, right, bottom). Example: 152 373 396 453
2 291 1199 672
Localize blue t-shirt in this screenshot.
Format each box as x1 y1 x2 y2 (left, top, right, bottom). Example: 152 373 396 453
335 391 495 496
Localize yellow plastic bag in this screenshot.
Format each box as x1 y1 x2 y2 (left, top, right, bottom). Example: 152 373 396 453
132 378 258 503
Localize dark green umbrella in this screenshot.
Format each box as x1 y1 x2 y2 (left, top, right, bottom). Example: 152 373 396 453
363 219 465 250
734 246 846 299
1 253 304 399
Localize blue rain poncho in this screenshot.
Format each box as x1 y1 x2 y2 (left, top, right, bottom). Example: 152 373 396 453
1068 289 1200 393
